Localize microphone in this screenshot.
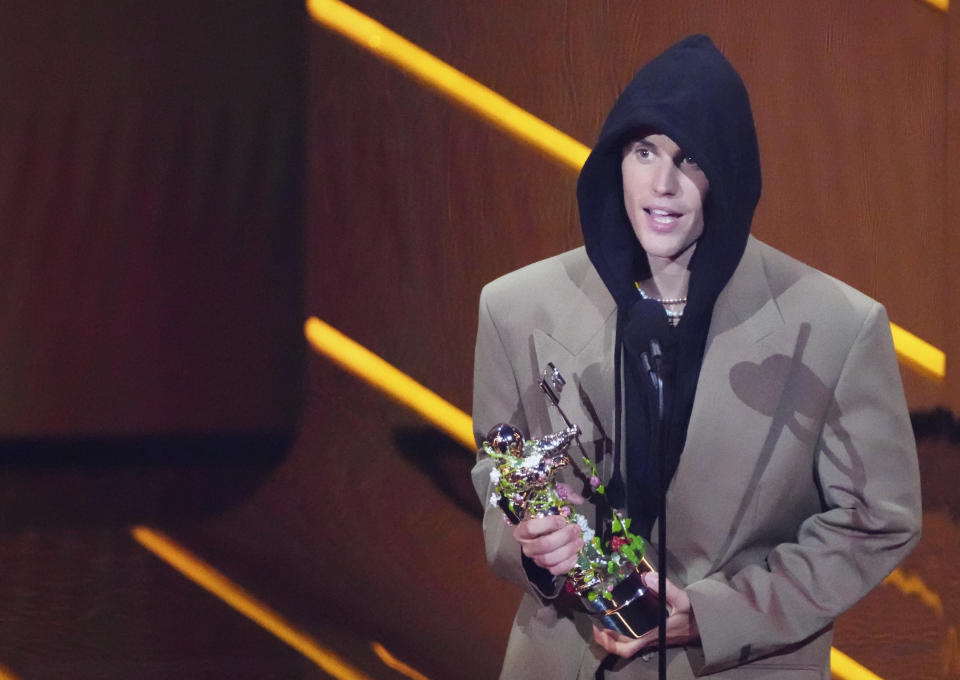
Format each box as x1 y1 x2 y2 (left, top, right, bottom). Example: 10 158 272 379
643 339 668 680
641 341 665 420
649 339 662 371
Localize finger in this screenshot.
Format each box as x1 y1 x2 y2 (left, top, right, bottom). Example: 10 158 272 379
517 522 581 554
592 625 633 644
534 549 580 576
521 526 583 569
641 571 684 610
513 515 567 540
592 625 652 658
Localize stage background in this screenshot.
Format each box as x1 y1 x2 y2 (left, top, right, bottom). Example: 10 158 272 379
0 1 957 679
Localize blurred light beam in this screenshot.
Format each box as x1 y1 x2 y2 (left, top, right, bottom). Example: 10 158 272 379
890 322 946 380
306 0 589 170
305 317 475 448
132 527 376 680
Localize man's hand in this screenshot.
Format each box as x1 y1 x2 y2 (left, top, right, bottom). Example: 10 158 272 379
513 483 585 575
592 571 699 657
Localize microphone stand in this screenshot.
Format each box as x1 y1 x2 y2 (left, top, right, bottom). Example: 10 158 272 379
641 340 667 680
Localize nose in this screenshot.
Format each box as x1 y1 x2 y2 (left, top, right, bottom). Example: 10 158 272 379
652 159 679 196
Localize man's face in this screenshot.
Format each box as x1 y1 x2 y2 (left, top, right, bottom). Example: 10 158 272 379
621 134 709 264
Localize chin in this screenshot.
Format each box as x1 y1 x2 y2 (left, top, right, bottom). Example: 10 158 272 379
637 235 685 259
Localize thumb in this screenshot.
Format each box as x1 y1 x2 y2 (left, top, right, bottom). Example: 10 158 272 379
641 571 683 609
641 570 660 594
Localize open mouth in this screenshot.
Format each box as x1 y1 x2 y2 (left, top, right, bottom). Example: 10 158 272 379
644 208 682 226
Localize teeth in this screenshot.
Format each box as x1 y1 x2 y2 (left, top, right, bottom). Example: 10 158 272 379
647 208 677 225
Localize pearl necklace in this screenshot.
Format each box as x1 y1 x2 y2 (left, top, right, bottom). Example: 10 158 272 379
635 282 686 325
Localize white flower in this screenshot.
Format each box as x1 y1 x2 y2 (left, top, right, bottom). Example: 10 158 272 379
571 514 594 543
489 493 500 508
521 453 542 469
489 467 501 484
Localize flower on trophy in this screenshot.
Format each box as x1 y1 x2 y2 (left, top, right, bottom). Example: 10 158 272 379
590 476 601 489
560 505 572 517
610 535 632 552
572 513 596 543
489 467 501 484
521 453 542 469
489 492 499 508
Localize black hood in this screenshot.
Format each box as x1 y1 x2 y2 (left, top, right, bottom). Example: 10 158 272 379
577 34 761 309
576 36 762 538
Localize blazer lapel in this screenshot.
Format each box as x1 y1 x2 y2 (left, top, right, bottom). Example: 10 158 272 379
706 236 784 349
531 267 618 481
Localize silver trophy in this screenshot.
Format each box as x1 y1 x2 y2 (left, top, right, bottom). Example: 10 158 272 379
482 364 659 638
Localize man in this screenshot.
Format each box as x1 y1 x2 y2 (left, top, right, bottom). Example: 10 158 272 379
472 35 920 679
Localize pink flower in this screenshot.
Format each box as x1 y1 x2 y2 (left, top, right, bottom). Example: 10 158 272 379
560 506 572 517
589 476 601 489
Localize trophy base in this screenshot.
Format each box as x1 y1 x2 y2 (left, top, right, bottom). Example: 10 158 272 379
580 568 660 639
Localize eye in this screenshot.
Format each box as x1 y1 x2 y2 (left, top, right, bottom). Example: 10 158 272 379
634 145 653 159
680 155 699 167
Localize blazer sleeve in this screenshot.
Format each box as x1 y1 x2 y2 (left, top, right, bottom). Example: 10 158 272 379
685 301 922 674
470 283 562 599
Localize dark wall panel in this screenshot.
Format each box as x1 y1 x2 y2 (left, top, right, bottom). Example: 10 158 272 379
0 1 305 436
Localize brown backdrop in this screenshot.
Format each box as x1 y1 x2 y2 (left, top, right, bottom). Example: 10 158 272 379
0 0 304 437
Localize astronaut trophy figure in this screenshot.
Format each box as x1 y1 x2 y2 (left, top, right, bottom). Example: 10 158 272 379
481 365 658 638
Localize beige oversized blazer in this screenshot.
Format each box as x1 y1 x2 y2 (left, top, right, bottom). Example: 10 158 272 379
472 237 921 679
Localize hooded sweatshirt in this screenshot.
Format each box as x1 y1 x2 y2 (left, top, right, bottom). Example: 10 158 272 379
576 35 762 538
